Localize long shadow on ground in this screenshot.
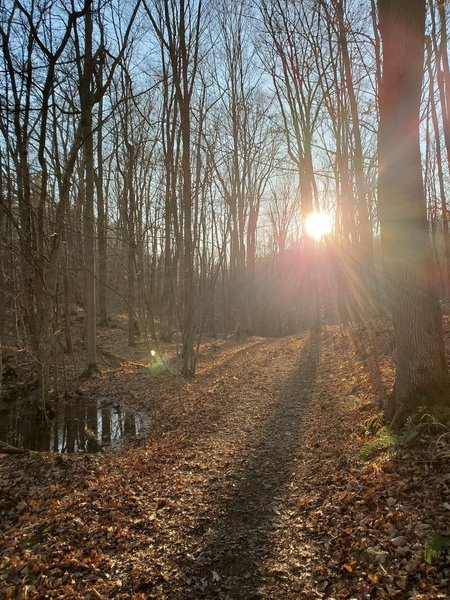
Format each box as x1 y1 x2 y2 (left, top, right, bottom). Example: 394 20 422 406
170 331 321 599
114 340 271 444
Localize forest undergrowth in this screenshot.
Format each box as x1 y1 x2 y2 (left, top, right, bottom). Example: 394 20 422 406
1 316 450 599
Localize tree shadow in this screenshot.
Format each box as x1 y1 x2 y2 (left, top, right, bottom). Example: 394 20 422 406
170 331 321 599
197 339 268 376
121 338 288 447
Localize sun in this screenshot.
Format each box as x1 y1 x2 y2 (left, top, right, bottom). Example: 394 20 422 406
305 211 332 241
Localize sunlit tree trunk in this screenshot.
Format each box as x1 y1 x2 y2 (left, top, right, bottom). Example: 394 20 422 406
334 0 374 314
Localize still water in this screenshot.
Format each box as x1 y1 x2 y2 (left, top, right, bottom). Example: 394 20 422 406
0 396 144 452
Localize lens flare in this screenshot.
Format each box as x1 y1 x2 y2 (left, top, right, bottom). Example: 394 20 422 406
305 212 332 241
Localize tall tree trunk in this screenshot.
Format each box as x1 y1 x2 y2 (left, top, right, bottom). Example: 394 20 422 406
429 0 450 289
97 92 108 325
127 144 136 347
180 94 195 376
176 0 201 377
378 0 449 426
335 0 374 314
81 2 98 375
426 42 450 290
0 178 4 401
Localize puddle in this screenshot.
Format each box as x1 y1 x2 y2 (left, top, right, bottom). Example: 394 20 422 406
0 396 145 452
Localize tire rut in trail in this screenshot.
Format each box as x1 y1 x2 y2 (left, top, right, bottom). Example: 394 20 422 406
170 331 321 600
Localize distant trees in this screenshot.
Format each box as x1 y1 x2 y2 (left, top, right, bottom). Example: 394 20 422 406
0 0 139 405
0 1 87 408
143 0 203 376
378 0 449 425
318 0 377 319
0 0 449 410
214 0 279 336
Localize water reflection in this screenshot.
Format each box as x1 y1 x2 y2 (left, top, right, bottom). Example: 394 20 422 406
0 397 143 452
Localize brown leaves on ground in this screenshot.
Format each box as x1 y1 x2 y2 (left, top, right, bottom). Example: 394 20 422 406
1 323 449 599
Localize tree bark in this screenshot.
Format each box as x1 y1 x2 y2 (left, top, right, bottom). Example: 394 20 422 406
126 143 136 347
80 2 98 374
378 0 449 426
97 91 108 325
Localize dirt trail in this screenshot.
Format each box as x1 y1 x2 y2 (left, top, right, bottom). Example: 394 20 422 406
113 331 338 599
165 333 321 599
1 328 449 600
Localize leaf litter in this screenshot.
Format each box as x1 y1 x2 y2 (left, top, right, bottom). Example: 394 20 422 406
1 321 449 599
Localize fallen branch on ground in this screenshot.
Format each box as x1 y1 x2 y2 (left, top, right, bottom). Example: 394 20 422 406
0 440 28 455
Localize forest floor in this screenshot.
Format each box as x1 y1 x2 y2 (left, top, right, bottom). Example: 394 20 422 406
1 318 450 599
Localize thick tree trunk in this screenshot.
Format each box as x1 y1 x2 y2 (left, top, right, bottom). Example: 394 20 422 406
378 0 449 427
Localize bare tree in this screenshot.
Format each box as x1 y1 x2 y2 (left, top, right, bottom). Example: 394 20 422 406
144 0 203 376
0 0 87 408
259 0 323 329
